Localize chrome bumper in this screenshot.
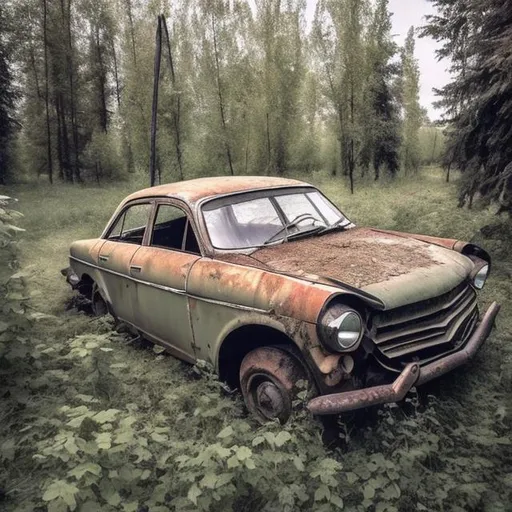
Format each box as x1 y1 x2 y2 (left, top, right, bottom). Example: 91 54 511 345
307 302 501 416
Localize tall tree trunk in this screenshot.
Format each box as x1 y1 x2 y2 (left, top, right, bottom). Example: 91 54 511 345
123 0 137 174
348 140 354 194
431 129 438 164
211 13 235 176
29 43 42 99
124 125 134 173
64 0 80 181
337 110 345 178
59 93 73 182
266 112 271 173
318 37 339 177
54 93 64 180
95 25 108 132
348 82 355 194
245 119 250 174
110 35 121 108
275 134 285 175
42 0 53 184
125 0 137 66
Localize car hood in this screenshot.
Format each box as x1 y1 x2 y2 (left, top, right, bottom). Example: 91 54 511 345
241 227 474 309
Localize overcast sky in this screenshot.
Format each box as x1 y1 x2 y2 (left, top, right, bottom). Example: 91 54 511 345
303 0 450 120
386 0 450 120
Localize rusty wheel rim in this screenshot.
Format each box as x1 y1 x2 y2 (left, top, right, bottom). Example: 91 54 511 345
247 374 291 422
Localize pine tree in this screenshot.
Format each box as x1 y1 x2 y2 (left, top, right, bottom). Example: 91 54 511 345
361 0 400 180
424 0 512 212
420 0 480 181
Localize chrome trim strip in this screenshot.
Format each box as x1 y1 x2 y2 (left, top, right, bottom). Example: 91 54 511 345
69 255 269 313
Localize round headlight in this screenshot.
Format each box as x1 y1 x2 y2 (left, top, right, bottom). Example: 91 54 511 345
473 264 489 289
318 305 363 352
330 311 363 349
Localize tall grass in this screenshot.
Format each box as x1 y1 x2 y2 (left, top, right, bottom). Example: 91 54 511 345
1 167 510 511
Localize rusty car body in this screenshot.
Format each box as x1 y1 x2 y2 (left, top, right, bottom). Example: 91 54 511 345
65 177 500 422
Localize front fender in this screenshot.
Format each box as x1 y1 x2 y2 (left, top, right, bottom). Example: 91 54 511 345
186 258 380 385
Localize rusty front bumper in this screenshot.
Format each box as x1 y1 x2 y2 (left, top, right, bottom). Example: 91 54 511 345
307 301 501 416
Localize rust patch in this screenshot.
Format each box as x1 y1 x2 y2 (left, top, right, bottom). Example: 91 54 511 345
250 228 437 288
187 259 333 323
130 246 199 287
307 362 420 415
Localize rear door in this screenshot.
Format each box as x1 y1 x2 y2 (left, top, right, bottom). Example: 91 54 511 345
98 201 153 323
130 201 201 362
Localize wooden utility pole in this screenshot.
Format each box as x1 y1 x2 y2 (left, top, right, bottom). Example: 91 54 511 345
149 16 162 186
161 15 184 181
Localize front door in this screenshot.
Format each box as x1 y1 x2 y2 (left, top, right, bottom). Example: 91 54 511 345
98 201 153 323
130 202 201 362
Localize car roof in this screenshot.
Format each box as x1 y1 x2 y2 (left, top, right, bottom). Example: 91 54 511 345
123 176 309 206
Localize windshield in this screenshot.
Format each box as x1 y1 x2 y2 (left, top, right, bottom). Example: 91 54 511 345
202 187 352 250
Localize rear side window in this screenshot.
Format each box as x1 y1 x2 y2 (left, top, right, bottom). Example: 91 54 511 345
107 203 152 245
150 204 200 254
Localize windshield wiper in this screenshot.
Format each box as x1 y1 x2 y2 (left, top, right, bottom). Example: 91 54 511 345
262 225 325 246
319 218 351 234
287 225 326 240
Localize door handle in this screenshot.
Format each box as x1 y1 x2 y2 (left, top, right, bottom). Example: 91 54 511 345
130 265 142 273
99 255 109 263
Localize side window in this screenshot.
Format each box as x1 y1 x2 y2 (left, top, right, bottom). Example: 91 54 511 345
107 203 152 245
150 204 200 254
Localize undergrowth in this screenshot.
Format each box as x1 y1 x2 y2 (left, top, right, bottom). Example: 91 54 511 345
0 168 511 511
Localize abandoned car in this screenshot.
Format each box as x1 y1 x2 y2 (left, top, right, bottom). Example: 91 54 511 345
64 177 500 422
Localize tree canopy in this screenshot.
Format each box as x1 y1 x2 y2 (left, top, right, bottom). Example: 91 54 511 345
3 0 433 193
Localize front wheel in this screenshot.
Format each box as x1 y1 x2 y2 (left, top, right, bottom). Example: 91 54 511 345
239 346 311 423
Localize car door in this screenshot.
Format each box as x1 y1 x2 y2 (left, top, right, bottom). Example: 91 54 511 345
98 201 153 324
129 201 201 363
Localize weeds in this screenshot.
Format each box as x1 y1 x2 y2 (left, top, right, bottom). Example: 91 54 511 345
0 169 511 511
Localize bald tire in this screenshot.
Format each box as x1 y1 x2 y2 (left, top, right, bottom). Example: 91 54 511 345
239 346 309 424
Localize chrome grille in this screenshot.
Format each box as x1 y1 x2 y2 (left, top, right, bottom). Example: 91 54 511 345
372 282 478 365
